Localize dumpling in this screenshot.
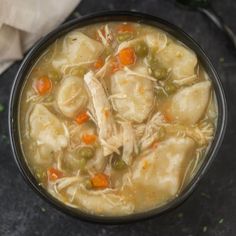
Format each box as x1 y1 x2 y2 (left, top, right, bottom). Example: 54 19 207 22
157 42 197 79
117 31 167 54
132 137 196 206
52 32 104 71
75 188 134 216
30 104 68 152
111 66 154 123
57 76 88 118
165 81 211 125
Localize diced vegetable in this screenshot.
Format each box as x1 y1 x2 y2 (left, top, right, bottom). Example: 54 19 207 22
48 70 60 80
118 47 136 65
82 134 97 144
91 173 109 188
164 113 173 123
151 141 159 149
152 68 167 80
75 112 89 124
110 57 122 73
78 157 87 170
34 76 52 95
71 67 88 77
94 57 104 69
78 147 94 160
84 179 92 189
135 42 148 57
156 89 167 98
47 167 63 181
112 156 127 170
165 82 177 94
117 32 133 42
117 24 134 33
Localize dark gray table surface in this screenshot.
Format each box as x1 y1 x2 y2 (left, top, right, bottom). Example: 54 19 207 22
0 0 235 235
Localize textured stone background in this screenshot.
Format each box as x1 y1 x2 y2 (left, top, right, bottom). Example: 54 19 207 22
0 0 236 235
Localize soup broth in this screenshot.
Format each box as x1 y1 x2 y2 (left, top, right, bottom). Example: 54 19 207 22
19 22 217 216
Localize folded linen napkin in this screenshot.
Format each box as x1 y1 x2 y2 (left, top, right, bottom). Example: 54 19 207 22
0 0 81 74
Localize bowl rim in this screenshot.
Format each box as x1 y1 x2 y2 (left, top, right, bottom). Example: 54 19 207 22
8 10 227 224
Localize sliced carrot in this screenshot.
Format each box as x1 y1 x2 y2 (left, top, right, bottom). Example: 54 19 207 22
117 23 134 33
118 47 136 65
142 160 148 170
47 167 63 181
164 113 173 123
94 57 104 70
82 134 97 144
91 173 109 188
34 75 52 95
110 57 121 73
104 109 110 118
75 112 89 124
151 141 159 149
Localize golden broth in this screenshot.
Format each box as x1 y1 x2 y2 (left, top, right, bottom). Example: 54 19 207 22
19 22 217 216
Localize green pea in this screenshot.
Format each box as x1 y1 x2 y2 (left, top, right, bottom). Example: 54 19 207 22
78 157 87 170
165 82 177 95
135 42 148 57
156 88 167 98
147 51 158 66
112 157 127 170
78 147 94 160
152 68 167 80
103 47 113 57
84 179 92 189
117 32 133 42
72 67 87 77
48 70 60 80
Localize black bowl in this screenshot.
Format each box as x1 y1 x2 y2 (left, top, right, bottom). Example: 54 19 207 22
9 11 227 223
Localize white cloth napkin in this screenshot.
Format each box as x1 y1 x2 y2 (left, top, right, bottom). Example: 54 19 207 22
0 0 81 74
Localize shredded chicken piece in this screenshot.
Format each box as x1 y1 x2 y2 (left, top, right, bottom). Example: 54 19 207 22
120 122 138 165
84 71 122 155
97 24 112 47
61 60 96 75
123 67 156 82
95 55 111 78
173 74 197 86
139 112 166 150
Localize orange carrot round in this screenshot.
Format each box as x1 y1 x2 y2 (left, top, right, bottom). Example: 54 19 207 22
118 47 136 65
94 57 104 70
47 167 63 181
75 112 89 124
82 134 97 144
117 24 134 33
91 173 109 188
34 75 52 95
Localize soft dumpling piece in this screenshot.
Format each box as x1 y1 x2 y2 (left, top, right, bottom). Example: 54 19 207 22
157 42 197 79
132 137 196 207
111 66 154 123
52 31 104 70
29 104 68 152
117 31 167 54
57 76 88 118
166 81 211 125
52 32 104 71
75 188 134 216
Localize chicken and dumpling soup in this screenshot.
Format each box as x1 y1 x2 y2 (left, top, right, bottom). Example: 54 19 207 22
19 22 218 216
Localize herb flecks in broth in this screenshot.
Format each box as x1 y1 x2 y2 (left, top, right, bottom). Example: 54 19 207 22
19 22 217 216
